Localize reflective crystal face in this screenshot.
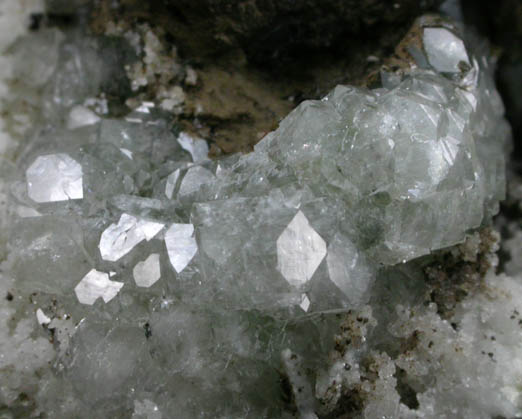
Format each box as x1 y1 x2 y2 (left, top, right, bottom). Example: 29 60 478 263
74 269 124 305
67 105 101 129
277 211 327 287
99 214 164 261
133 253 161 287
178 166 215 197
164 223 198 273
423 27 469 73
177 132 209 163
299 294 311 312
26 153 83 203
165 169 180 199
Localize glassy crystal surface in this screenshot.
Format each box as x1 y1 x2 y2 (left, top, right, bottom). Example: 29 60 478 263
423 27 469 73
74 269 124 305
133 253 161 287
26 153 83 202
277 210 327 287
164 223 198 273
99 214 164 261
0 11 515 419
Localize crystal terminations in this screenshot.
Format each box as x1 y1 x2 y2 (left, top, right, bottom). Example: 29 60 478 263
1 12 515 419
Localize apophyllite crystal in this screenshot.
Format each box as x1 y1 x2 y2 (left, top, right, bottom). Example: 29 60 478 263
1 11 516 419
188 18 510 310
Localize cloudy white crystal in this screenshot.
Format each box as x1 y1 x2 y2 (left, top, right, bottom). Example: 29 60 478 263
74 269 124 305
423 27 469 72
26 153 83 203
277 211 327 287
164 223 198 273
67 105 101 129
133 253 161 287
99 214 164 261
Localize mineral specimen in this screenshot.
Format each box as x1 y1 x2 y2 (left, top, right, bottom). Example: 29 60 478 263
0 5 518 419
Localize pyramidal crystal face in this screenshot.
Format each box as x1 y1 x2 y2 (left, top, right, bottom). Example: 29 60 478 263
164 223 198 273
277 211 327 287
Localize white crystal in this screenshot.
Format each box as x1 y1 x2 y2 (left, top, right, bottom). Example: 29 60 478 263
165 223 198 273
299 293 311 312
26 153 83 203
74 269 124 305
277 211 327 287
178 166 215 197
165 169 180 199
67 105 101 130
36 308 51 325
120 148 133 160
177 132 209 162
99 214 164 261
133 253 161 288
423 27 469 73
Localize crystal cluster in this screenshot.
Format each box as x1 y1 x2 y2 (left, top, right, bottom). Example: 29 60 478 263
0 8 517 419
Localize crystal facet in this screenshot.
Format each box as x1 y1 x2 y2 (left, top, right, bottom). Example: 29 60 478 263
277 211 327 287
26 153 83 203
133 253 161 287
74 269 124 305
164 223 198 273
423 27 469 73
99 214 164 261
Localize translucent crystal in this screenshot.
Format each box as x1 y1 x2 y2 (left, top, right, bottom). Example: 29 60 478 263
178 166 215 197
67 105 101 130
165 169 180 199
177 132 209 163
423 27 469 73
326 233 376 305
164 223 198 273
277 211 327 287
133 253 161 287
99 214 164 261
26 153 83 202
74 269 124 305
